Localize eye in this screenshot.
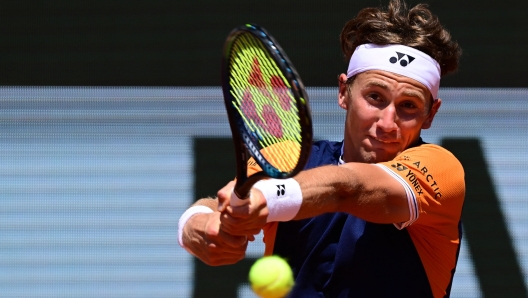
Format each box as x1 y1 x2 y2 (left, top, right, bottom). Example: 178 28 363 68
366 92 383 103
400 101 417 109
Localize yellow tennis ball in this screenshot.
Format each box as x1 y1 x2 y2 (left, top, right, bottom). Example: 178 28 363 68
249 255 294 298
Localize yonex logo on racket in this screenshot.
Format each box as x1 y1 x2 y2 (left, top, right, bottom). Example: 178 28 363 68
389 52 415 67
243 131 265 163
276 184 286 196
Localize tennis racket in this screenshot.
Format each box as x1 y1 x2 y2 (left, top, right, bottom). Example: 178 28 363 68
221 24 313 206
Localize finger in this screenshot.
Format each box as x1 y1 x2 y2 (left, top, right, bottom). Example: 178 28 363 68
217 181 236 211
219 212 254 236
221 223 262 237
225 204 251 219
228 204 254 218
219 209 266 237
199 242 247 266
203 233 248 256
218 232 248 247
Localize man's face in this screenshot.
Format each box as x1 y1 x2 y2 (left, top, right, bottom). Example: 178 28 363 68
338 70 441 163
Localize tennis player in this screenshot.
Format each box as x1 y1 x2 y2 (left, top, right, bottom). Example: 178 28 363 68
179 0 464 297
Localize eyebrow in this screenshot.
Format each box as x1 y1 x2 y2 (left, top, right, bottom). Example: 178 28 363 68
364 80 389 90
402 89 425 100
364 80 425 100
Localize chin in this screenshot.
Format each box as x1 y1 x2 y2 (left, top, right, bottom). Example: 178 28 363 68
358 151 380 163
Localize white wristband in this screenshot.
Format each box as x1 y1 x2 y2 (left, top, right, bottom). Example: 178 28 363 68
178 206 214 248
253 178 303 223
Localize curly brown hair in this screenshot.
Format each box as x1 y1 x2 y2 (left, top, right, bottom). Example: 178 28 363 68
340 0 461 77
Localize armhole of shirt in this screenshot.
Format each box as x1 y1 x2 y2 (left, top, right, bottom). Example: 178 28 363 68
375 164 419 229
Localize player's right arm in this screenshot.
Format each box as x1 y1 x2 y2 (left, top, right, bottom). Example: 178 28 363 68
179 155 269 265
179 197 249 266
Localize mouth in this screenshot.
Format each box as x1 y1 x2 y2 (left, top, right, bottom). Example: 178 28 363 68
372 136 398 144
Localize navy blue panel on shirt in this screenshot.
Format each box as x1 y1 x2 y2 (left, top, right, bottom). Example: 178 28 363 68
304 140 343 170
272 140 433 298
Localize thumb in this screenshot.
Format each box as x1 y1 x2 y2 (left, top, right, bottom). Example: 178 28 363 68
217 181 236 211
217 192 227 212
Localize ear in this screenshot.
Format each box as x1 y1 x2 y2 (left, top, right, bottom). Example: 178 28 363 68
338 73 349 110
422 98 442 129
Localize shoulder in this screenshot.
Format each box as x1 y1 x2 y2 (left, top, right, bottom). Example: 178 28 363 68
379 142 465 209
404 142 459 160
398 143 464 177
384 142 465 186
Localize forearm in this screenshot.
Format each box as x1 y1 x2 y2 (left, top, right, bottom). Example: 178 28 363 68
191 197 218 210
292 163 409 223
293 165 355 218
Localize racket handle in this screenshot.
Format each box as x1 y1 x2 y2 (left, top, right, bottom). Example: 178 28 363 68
230 190 248 207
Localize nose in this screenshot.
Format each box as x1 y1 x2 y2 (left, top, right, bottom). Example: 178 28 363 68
377 105 398 132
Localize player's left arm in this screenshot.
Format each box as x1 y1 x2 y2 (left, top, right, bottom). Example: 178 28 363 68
219 162 410 236
291 162 410 223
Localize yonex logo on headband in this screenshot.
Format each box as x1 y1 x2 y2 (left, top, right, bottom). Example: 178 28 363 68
346 44 441 99
390 52 415 67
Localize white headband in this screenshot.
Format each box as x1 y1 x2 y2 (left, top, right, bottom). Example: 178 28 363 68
347 44 441 99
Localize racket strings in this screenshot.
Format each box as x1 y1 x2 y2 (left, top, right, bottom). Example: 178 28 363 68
264 141 301 172
228 33 304 172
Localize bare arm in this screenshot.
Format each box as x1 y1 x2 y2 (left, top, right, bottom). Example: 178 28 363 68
294 163 409 223
179 197 249 266
191 197 218 210
218 162 410 236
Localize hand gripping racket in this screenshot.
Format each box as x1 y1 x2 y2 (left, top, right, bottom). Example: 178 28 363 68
221 24 313 205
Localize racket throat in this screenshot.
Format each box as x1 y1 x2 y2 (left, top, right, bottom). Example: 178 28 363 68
242 131 265 166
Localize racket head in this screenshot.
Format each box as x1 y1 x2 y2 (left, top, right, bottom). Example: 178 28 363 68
221 23 313 199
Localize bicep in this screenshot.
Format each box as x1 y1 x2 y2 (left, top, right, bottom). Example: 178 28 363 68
336 163 410 224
